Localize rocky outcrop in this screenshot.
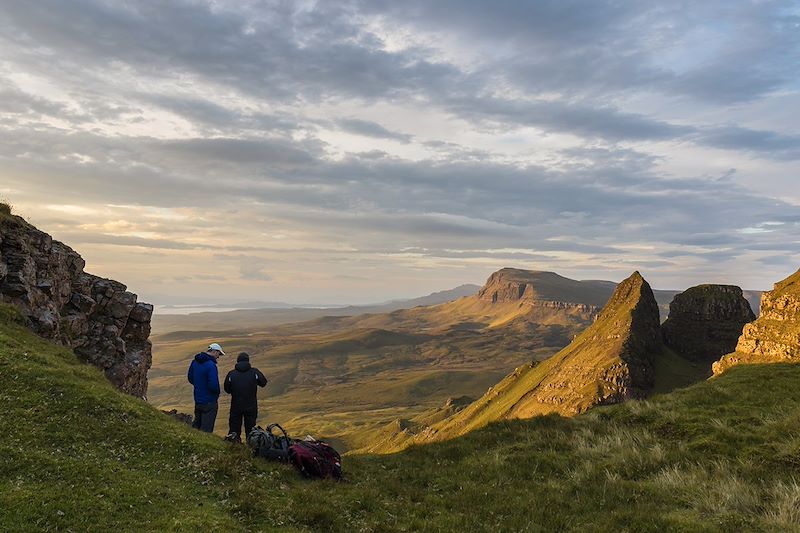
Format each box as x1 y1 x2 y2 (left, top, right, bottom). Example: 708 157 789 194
662 285 755 362
0 213 152 398
162 409 193 425
511 271 663 415
713 269 800 376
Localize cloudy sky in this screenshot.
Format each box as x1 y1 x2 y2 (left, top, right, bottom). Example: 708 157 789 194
1 1 799 305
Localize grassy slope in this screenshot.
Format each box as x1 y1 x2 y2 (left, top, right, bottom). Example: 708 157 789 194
3 303 800 531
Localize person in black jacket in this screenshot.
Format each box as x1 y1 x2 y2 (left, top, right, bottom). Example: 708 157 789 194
223 352 268 442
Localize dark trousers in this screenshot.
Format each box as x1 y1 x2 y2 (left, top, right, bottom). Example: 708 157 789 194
192 402 218 433
229 406 258 437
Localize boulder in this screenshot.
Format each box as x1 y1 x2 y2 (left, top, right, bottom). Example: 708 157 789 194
662 285 755 362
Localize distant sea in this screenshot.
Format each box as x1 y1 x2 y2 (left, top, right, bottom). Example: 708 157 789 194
153 305 245 315
153 304 341 315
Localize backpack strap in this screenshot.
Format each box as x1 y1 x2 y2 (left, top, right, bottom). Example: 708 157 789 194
266 423 290 442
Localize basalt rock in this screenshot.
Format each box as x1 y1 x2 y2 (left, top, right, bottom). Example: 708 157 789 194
0 213 152 398
662 285 755 362
162 409 193 425
713 269 800 376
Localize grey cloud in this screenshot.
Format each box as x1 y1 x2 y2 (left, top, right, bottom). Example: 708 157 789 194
675 233 745 247
449 98 800 160
0 82 72 118
240 264 273 282
0 0 463 103
152 137 320 168
447 96 693 142
1 1 797 159
141 94 302 135
0 0 799 297
758 254 797 267
336 118 412 143
361 0 799 104
696 126 800 160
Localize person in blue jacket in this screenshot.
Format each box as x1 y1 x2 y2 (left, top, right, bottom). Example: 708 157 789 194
187 342 225 432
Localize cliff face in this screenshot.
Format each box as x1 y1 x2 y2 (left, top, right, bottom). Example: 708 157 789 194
0 214 152 398
662 285 755 362
713 270 800 376
476 268 614 313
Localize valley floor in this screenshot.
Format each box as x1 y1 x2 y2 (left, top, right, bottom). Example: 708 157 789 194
2 305 800 532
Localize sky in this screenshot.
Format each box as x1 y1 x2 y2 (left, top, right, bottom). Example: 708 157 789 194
1 0 799 305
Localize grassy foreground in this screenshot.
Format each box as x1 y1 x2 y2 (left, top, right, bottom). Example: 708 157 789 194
2 304 800 532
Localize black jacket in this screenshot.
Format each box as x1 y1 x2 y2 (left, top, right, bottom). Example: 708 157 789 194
223 361 267 411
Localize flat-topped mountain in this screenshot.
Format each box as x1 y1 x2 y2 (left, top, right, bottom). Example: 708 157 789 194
662 284 756 362
477 268 616 308
713 269 800 375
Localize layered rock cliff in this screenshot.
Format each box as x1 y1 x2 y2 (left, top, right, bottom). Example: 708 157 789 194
662 285 755 362
0 212 152 397
477 268 613 311
713 269 800 375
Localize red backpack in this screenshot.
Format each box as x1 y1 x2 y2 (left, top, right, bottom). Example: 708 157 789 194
288 440 342 480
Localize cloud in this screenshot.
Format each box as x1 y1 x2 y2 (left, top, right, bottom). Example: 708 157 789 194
1 1 798 158
335 118 413 143
1 0 799 303
695 126 800 160
213 254 273 282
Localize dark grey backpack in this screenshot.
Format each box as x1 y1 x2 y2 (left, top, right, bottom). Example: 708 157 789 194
247 423 292 462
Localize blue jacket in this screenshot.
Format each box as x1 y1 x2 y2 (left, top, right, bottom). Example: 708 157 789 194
187 352 220 404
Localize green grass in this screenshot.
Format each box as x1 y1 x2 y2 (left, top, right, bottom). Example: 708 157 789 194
3 303 800 531
652 346 711 394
